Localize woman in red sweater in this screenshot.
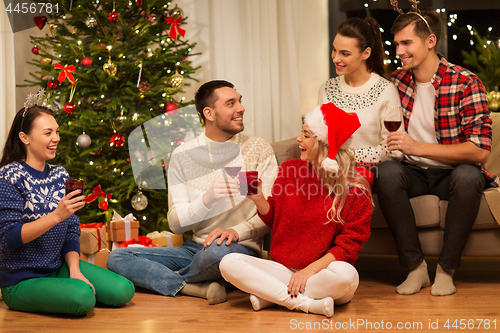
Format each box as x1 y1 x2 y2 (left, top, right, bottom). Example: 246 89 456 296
219 103 372 317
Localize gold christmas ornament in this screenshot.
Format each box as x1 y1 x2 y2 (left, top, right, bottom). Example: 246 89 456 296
48 22 58 35
69 26 78 34
85 14 97 28
487 91 500 111
103 46 117 76
40 56 52 65
169 5 184 19
103 60 117 76
170 71 184 89
131 191 148 211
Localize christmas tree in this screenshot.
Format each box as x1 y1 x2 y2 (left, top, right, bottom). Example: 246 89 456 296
462 30 500 111
21 0 200 233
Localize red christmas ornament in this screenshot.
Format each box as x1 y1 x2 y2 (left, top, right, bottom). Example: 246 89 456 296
34 15 47 30
81 57 92 67
136 0 143 6
164 101 179 114
64 102 76 114
47 79 60 90
97 42 106 47
32 47 40 55
174 136 184 145
109 132 125 148
108 11 118 23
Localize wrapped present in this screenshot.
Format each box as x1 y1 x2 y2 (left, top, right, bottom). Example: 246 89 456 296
110 211 139 242
80 223 108 254
117 236 157 248
106 229 112 251
147 231 184 247
80 249 110 269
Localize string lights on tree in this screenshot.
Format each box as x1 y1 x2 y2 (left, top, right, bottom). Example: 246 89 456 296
21 0 201 232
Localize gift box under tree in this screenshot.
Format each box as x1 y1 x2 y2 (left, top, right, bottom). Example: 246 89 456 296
79 223 110 270
147 231 184 247
80 249 111 270
79 223 108 254
110 211 140 243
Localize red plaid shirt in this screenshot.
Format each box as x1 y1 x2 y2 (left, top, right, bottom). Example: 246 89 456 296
391 55 499 188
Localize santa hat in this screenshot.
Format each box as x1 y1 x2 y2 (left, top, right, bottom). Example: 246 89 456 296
303 103 361 172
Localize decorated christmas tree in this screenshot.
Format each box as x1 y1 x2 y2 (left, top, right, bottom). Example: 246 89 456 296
21 0 200 233
462 30 500 111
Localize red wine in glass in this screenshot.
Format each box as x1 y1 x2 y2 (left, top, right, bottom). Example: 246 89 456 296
224 166 241 178
384 121 401 132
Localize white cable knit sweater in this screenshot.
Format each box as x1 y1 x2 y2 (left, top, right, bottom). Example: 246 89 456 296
318 73 402 165
167 132 279 253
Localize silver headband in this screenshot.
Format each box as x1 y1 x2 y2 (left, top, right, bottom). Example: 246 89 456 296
20 88 51 132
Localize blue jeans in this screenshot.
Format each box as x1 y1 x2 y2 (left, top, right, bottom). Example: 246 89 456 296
375 161 485 270
107 239 259 296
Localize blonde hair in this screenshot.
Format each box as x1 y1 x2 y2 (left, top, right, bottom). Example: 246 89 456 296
310 138 372 224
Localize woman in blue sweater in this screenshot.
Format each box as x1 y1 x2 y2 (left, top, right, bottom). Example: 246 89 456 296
0 91 134 315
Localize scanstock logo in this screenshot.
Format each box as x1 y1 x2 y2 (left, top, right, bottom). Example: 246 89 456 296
128 105 245 226
2 1 58 33
128 105 203 189
128 104 243 189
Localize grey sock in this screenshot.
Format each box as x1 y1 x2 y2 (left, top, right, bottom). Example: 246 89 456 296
396 260 430 295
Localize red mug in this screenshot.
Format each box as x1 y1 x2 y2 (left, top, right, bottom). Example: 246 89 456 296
239 171 258 195
65 179 85 196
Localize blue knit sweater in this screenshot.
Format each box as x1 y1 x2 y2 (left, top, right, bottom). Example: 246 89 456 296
0 161 81 288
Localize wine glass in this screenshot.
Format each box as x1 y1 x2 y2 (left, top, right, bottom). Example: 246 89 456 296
223 166 241 207
384 105 403 159
224 166 241 178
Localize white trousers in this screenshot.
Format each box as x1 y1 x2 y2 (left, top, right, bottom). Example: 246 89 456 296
220 253 359 313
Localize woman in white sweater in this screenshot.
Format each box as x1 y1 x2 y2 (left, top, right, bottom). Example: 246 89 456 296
318 17 402 185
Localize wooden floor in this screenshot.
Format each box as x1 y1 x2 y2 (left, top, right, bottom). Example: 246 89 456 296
1 255 499 332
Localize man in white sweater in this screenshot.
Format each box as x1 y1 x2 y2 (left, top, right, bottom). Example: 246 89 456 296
108 80 278 304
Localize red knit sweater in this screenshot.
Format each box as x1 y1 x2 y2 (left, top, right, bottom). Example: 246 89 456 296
259 159 372 270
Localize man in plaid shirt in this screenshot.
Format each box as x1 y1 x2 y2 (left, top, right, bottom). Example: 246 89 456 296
375 8 498 297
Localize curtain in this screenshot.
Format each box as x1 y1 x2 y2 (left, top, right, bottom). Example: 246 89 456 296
207 0 329 143
0 1 16 150
182 0 329 143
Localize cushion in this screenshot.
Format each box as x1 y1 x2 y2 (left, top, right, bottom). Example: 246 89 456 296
271 138 300 166
486 112 500 177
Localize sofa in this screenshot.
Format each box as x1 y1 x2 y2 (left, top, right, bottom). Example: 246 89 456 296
269 112 500 257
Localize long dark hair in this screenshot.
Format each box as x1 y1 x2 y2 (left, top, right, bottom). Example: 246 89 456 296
337 17 385 77
0 106 54 168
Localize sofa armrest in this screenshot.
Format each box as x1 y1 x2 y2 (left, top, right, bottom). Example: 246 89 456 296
271 138 301 166
486 112 500 176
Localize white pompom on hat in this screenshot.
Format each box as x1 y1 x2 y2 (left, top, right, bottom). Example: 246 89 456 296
303 103 361 172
